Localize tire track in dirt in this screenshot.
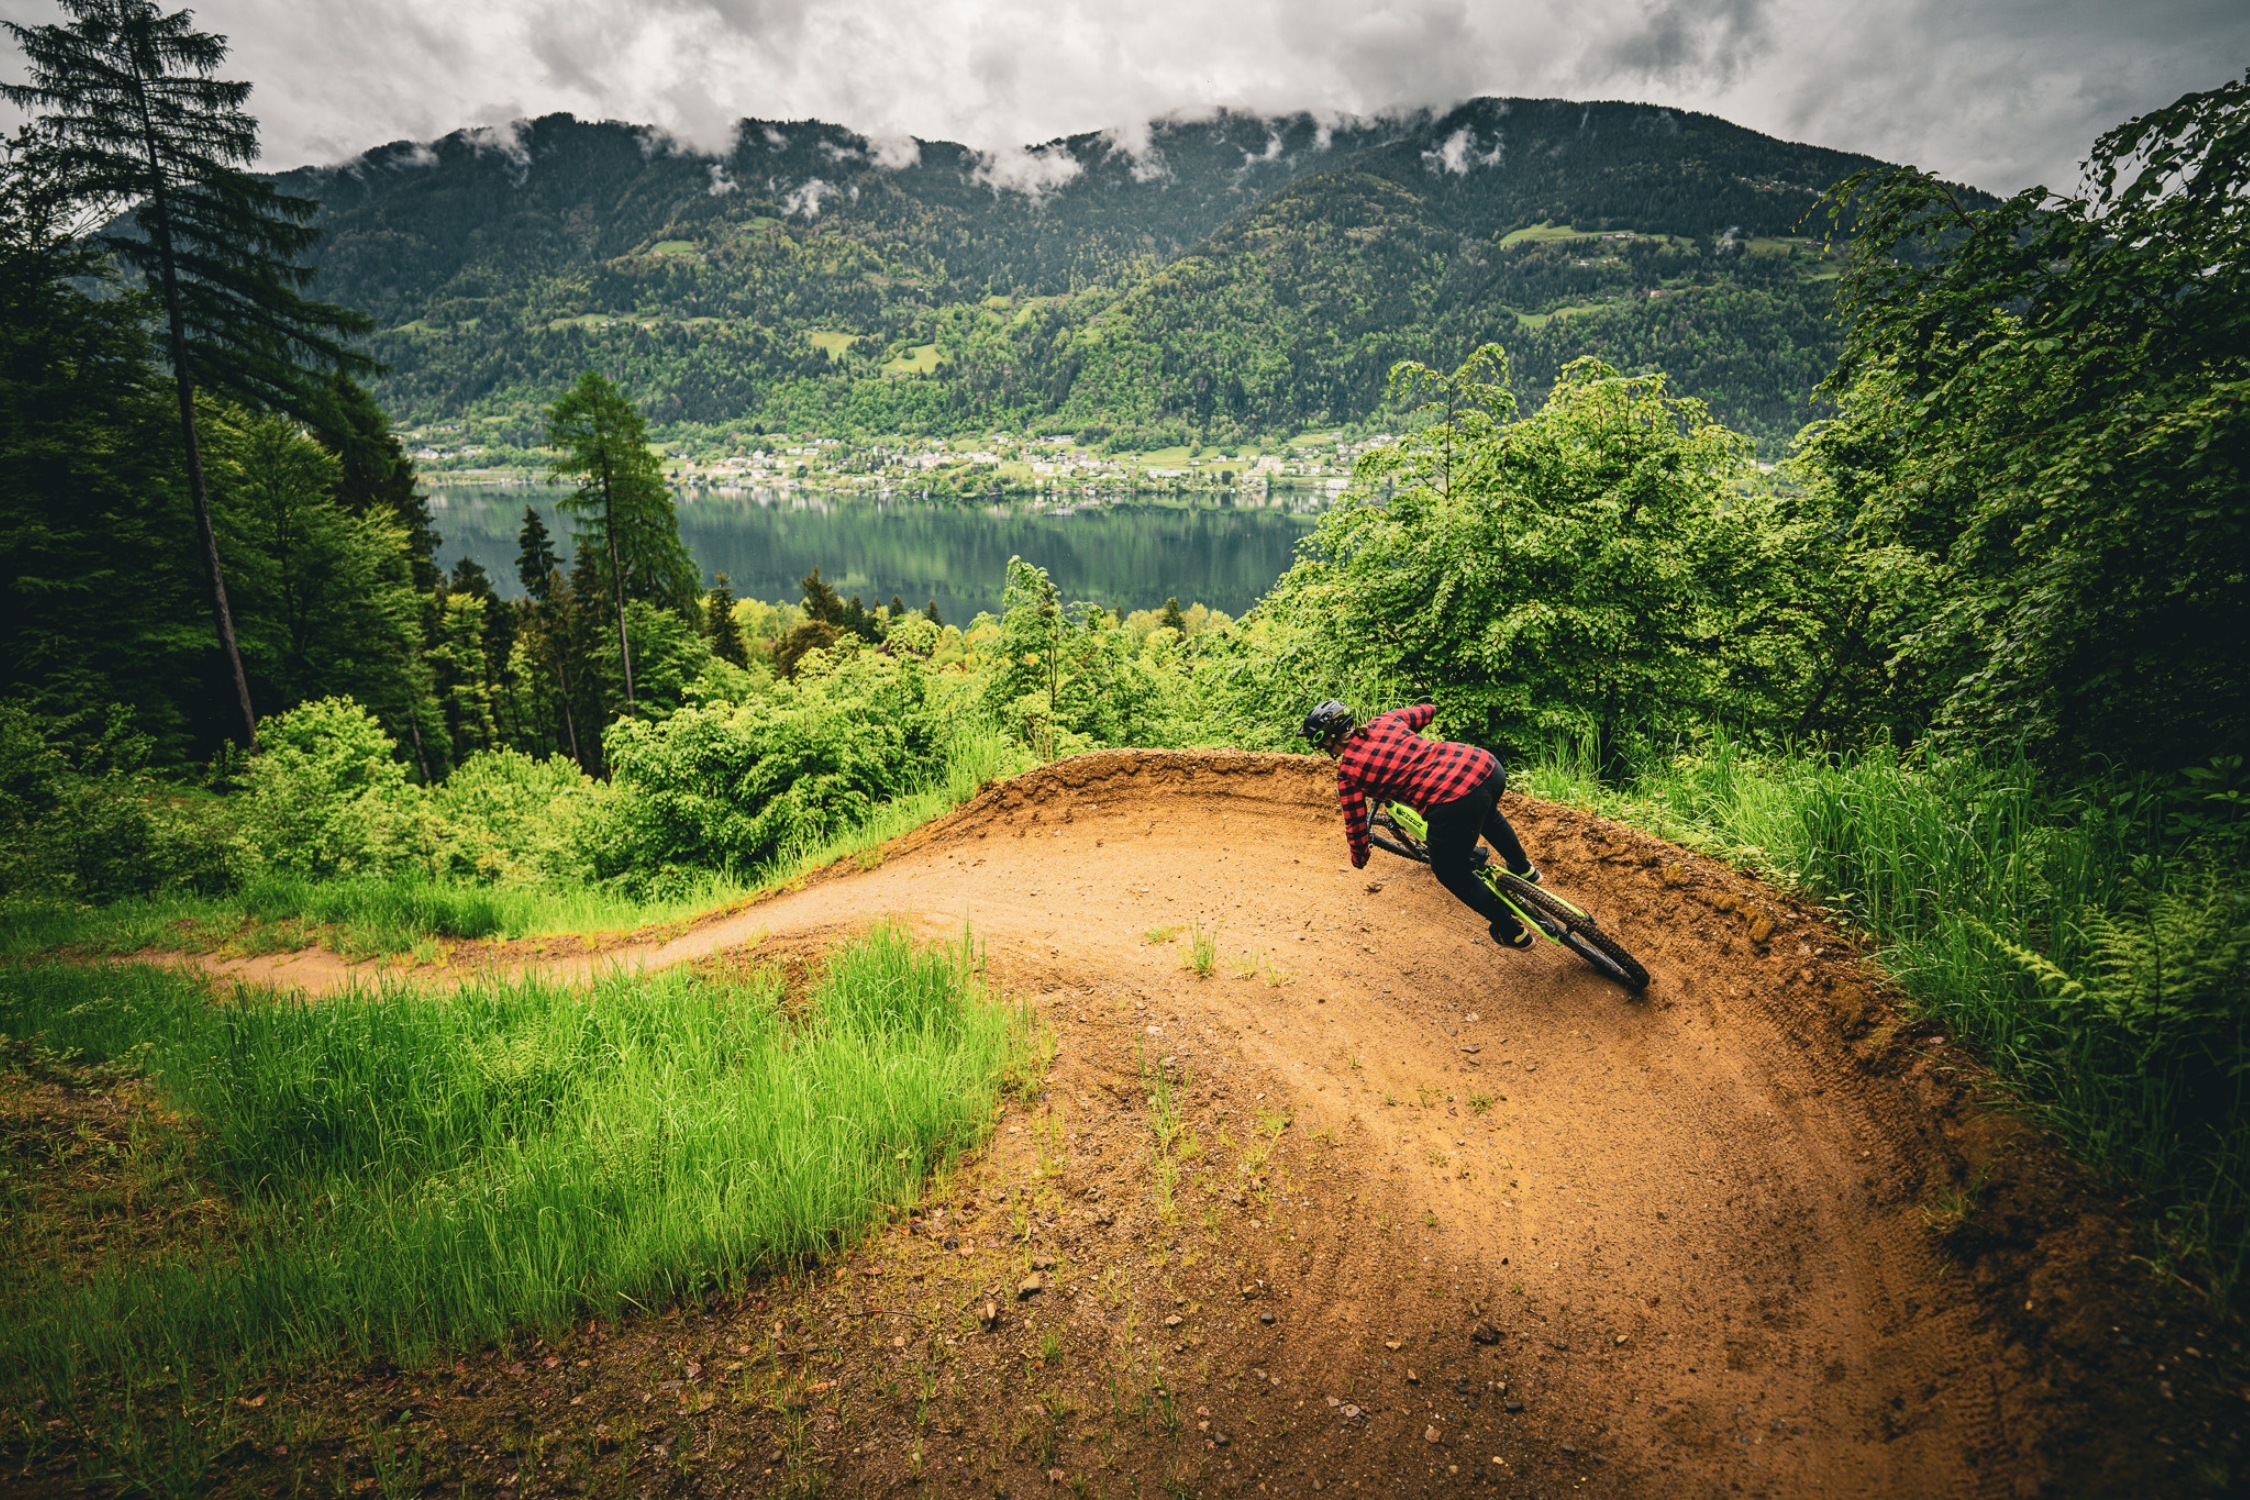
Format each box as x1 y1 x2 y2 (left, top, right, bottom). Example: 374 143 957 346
158 749 2240 1496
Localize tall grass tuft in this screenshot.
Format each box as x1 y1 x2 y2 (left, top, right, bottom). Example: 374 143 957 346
1523 736 2250 1306
1182 922 1219 979
0 923 1034 1408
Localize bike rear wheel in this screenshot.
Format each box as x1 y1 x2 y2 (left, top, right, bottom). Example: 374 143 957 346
1497 874 1651 993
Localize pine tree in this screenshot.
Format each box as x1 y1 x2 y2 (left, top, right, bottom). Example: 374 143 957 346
545 371 698 712
800 565 844 624
512 505 578 762
449 557 493 598
516 505 559 601
924 600 942 626
705 572 749 668
775 567 845 678
1161 596 1187 634
4 1 375 751
0 129 205 757
311 371 438 589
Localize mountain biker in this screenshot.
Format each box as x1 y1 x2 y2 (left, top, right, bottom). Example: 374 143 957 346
1301 700 1540 949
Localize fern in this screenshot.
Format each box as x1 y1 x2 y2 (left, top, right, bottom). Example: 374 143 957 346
1993 859 2250 1075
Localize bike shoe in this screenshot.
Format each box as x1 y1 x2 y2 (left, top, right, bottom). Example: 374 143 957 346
1509 862 1542 886
1490 919 1534 950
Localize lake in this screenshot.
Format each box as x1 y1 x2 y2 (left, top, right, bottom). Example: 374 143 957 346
427 486 1325 621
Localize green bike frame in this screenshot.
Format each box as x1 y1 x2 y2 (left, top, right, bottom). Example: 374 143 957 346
1381 802 1601 945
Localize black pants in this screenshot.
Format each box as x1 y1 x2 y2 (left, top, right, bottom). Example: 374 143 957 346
1422 767 1531 934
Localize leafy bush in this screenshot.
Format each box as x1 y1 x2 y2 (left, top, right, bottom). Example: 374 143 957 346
237 697 436 879
981 557 1199 755
592 651 960 887
1815 75 2250 770
239 701 607 892
1178 351 1830 766
429 748 603 886
0 703 242 899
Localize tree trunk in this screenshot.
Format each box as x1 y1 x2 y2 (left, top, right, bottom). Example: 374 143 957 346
133 59 257 750
172 373 258 749
549 621 582 766
404 704 432 784
599 449 636 709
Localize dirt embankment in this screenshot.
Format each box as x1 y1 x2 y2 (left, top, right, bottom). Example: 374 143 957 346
95 751 2248 1497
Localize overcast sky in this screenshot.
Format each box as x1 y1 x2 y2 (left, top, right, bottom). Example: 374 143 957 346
3 0 2244 194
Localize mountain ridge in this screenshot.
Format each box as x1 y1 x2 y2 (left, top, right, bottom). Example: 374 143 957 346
282 97 1975 449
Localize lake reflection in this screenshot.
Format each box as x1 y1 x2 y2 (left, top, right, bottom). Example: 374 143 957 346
426 487 1322 620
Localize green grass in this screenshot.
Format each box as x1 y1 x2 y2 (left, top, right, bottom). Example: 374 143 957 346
0 922 1037 1407
1498 221 1596 247
1512 301 1613 331
882 342 940 375
1182 922 1218 979
1524 734 2250 1307
0 870 751 962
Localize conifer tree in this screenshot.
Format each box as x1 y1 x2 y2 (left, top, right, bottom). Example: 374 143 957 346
4 1 374 751
705 573 749 668
775 567 845 678
800 566 844 624
516 506 559 601
1161 597 1187 635
311 371 437 588
513 505 579 763
545 372 697 712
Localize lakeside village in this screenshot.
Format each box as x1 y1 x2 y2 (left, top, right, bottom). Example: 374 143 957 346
402 427 1384 507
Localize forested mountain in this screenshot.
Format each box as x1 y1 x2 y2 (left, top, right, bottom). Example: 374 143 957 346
289 99 1945 450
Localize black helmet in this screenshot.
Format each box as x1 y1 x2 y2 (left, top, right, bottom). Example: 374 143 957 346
1301 700 1355 746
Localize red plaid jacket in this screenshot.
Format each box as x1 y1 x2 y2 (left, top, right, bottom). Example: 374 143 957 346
1334 705 1497 868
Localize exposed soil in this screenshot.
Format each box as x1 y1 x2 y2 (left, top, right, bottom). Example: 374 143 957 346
20 749 2247 1497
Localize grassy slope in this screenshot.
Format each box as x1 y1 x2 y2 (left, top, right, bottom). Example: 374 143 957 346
0 926 1043 1405
2 726 1030 965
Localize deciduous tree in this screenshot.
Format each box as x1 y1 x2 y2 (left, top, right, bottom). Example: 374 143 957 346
1817 70 2250 769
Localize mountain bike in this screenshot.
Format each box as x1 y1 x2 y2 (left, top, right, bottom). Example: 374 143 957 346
1370 804 1650 993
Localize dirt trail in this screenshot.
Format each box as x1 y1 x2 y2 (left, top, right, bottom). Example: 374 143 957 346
166 750 2236 1496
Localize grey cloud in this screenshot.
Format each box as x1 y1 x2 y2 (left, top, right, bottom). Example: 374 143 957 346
1601 0 1774 87
0 0 2242 193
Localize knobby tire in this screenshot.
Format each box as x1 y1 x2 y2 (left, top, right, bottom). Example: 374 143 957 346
1495 874 1651 992
1370 811 1651 994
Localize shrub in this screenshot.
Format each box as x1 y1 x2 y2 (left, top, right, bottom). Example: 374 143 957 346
592 653 955 885
0 703 243 899
238 697 435 879
430 748 604 886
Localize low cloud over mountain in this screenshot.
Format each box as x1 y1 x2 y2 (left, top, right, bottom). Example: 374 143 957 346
1 0 2242 194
